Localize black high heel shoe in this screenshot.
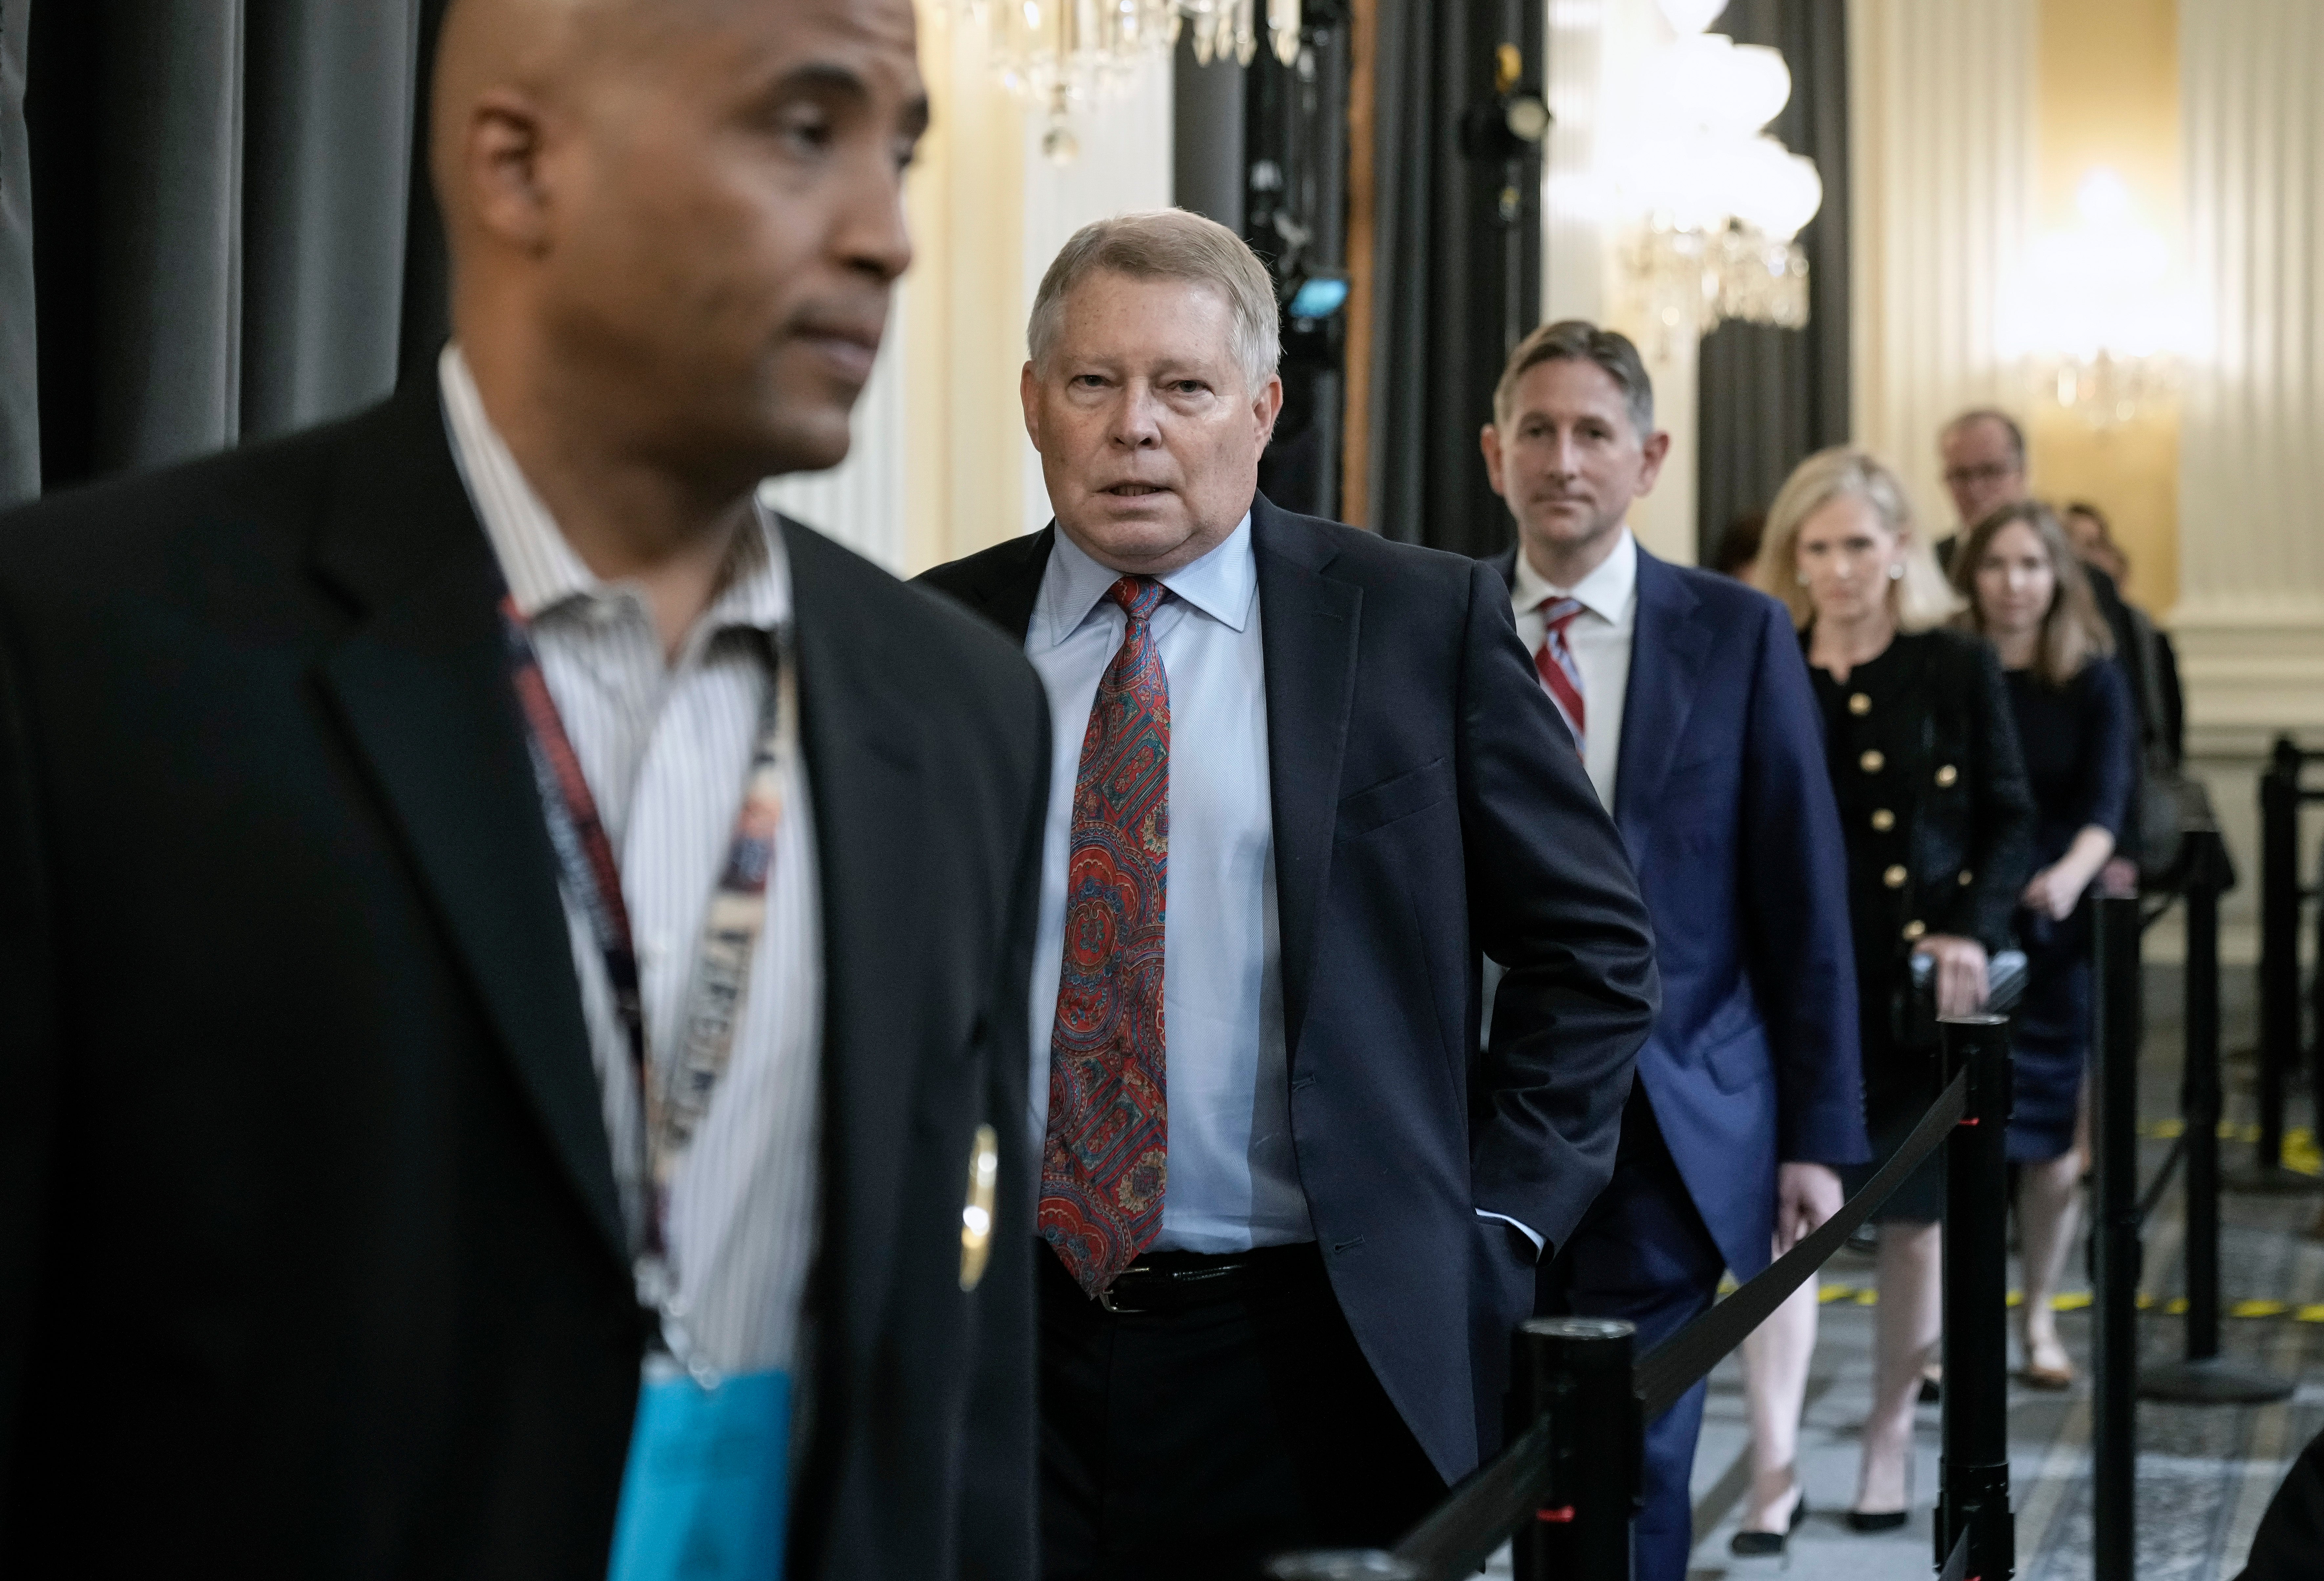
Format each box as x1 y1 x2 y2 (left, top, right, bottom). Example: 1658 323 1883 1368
1846 1508 1909 1533
1730 1487 1808 1556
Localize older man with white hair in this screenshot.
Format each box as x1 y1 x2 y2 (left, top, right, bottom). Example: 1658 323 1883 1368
922 209 1659 1579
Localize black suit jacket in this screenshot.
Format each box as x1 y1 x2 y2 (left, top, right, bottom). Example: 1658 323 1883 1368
920 495 1658 1479
0 379 1048 1579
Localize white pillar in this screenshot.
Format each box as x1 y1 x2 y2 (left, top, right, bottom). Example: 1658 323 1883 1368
2176 0 2324 745
1846 0 2038 538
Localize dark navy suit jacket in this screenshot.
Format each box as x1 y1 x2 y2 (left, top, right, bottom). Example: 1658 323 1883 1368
1488 544 1867 1277
926 497 1660 1480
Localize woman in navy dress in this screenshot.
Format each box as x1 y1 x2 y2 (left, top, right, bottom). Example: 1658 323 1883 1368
1953 501 2135 1390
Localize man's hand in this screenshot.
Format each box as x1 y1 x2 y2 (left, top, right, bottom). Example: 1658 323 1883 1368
1775 1162 1844 1255
1913 934 1989 1018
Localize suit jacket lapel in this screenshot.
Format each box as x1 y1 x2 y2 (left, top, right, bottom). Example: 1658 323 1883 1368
1614 548 1711 863
1253 500 1362 1058
782 519 926 1400
310 383 627 1270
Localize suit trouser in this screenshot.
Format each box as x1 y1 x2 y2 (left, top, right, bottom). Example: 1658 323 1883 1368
1038 1239 1443 1581
1537 1084 1727 1581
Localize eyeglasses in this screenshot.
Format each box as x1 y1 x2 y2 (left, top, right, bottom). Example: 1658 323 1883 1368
1943 461 2021 488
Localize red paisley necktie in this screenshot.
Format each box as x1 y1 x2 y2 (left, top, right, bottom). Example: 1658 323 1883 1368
1040 575 1170 1297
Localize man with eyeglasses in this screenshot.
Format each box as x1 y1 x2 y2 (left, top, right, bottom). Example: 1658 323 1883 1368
1935 408 2031 570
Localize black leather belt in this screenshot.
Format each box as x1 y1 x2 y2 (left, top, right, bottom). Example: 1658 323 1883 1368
1093 1242 1319 1316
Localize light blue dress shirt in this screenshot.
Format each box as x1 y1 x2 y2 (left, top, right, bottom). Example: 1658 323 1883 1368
1023 516 1313 1253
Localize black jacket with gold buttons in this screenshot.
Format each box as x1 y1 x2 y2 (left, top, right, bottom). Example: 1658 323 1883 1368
1807 627 2037 986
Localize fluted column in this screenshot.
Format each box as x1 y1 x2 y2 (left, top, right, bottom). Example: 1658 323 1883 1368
2177 0 2324 741
1846 0 2038 537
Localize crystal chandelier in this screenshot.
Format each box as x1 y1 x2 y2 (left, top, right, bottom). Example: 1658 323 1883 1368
1610 0 1822 348
959 0 1302 162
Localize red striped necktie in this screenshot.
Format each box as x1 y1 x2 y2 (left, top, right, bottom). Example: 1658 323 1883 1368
1533 595 1588 757
1040 575 1171 1298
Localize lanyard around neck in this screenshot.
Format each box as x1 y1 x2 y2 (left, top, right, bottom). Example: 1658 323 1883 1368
498 593 798 1373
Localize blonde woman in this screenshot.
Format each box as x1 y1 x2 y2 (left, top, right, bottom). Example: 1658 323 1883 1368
1952 502 2134 1388
1732 448 2036 1543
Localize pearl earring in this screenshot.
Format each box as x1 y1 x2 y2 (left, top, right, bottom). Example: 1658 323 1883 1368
1796 571 1810 587
1887 561 1906 581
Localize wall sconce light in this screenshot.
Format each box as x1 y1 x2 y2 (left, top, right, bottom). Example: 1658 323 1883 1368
2023 167 2191 427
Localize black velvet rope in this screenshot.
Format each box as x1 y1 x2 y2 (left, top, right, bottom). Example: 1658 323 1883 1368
1633 1066 1972 1418
1939 1523 1973 1581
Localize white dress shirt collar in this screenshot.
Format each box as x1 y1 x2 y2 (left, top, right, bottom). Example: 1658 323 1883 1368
1509 526 1639 626
438 344 791 642
1037 512 1259 644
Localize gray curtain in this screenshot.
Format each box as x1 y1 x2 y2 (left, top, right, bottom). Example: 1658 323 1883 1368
1364 0 1433 543
1 2 34 505
12 0 443 505
1695 0 1849 563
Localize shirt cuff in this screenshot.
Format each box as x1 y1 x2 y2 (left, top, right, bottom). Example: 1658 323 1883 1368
1476 1209 1546 1260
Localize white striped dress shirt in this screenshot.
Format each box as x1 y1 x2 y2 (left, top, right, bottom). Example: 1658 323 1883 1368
439 347 824 1381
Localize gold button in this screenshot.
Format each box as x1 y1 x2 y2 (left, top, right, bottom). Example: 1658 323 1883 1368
1935 764 1958 787
1870 808 1896 832
1849 692 1872 716
1883 864 1908 888
1903 919 1927 941
1958 869 1974 886
1860 749 1886 774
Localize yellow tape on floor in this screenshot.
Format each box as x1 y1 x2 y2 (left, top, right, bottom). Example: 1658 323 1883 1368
1803 1284 2324 1318
2139 1121 2323 1175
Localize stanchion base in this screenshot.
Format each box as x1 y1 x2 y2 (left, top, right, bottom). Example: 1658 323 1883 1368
2221 1163 2323 1196
2138 1356 2297 1404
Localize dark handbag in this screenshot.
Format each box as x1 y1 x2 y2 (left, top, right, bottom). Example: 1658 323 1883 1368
2122 608 2215 890
2139 763 2215 889
1906 947 2029 1048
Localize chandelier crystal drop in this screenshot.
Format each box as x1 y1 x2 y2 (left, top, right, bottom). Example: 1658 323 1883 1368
961 0 1301 159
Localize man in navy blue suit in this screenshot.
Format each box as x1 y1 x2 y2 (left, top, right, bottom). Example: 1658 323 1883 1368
1480 321 1868 1581
923 216 1659 1579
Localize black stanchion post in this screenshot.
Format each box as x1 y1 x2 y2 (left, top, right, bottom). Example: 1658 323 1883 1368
1937 1014 2015 1581
2240 735 2305 1190
1513 1317 1636 1581
2089 893 2141 1581
2143 830 2292 1404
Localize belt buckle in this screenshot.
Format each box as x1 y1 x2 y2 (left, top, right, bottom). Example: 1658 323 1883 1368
1096 1263 1155 1316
